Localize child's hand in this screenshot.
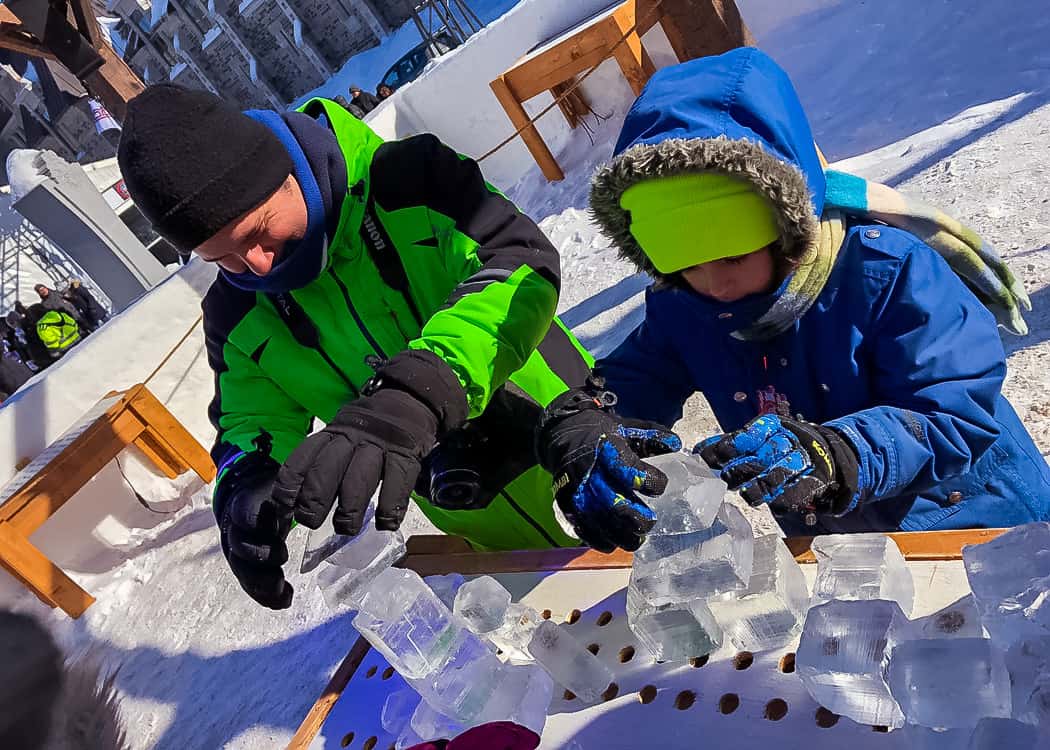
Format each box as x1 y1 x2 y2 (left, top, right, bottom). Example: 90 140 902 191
695 415 862 522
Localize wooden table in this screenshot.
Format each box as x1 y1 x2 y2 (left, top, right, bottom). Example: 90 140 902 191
490 0 685 182
0 383 215 617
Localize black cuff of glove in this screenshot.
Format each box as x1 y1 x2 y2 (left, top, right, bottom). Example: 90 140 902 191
818 425 861 516
374 350 469 436
212 449 281 521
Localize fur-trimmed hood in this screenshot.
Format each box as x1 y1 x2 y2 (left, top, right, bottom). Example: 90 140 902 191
590 47 825 280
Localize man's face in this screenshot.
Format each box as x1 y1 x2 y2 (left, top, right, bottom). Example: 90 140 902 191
350 88 360 96
35 286 48 299
193 176 308 276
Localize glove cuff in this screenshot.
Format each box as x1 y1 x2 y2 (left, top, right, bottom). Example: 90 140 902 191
819 425 862 515
212 445 280 522
373 350 469 436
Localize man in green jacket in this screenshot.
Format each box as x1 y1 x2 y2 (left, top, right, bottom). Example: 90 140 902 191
117 85 679 609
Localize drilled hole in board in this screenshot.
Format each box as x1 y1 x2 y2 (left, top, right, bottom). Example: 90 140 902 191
602 682 619 701
733 651 754 670
764 699 788 721
872 725 890 733
563 689 576 701
341 732 354 747
586 643 600 655
541 609 552 620
381 666 395 680
779 653 796 674
815 707 839 728
674 690 696 710
619 646 636 663
365 666 377 678
638 685 658 704
689 654 709 668
566 609 582 624
596 611 614 626
362 737 378 750
718 693 740 714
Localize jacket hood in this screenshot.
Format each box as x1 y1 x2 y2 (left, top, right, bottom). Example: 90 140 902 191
591 47 825 280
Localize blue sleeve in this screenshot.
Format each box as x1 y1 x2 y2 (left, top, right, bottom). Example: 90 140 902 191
596 308 696 428
826 243 1003 505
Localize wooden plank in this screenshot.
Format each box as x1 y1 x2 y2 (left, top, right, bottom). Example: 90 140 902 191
133 429 187 480
405 534 474 555
0 521 95 617
126 386 216 482
489 76 564 181
83 41 144 122
68 0 101 48
287 636 372 750
609 7 653 96
402 528 1011 576
0 5 22 25
0 29 58 61
506 37 612 100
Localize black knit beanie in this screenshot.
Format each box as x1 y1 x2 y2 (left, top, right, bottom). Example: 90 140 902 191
117 83 293 251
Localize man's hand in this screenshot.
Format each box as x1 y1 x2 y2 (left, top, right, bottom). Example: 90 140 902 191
536 380 682 552
695 414 861 520
273 350 468 536
214 450 294 610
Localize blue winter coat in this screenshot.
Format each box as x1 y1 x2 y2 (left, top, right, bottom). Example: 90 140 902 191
597 52 1050 534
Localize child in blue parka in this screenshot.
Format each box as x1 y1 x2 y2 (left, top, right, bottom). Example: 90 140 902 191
591 47 1050 536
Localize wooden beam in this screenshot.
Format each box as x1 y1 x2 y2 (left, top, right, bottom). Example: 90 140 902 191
82 41 144 122
287 637 372 750
0 29 58 61
0 5 22 25
69 0 102 48
0 521 95 617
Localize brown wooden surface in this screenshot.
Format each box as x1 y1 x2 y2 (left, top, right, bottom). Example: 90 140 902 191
287 637 373 750
0 522 95 616
657 0 755 59
84 42 145 122
489 75 564 181
402 528 1010 576
0 29 59 61
69 0 102 48
0 384 216 617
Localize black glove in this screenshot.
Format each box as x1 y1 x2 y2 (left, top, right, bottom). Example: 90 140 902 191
696 414 861 522
535 378 682 552
213 440 294 609
273 350 469 535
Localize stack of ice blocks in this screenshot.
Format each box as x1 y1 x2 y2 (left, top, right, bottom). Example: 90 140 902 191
811 533 915 615
627 452 810 657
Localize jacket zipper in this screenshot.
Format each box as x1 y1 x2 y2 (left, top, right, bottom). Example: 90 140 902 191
328 269 389 360
499 488 559 547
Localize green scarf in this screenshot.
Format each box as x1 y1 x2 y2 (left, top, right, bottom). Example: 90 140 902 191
735 171 1032 341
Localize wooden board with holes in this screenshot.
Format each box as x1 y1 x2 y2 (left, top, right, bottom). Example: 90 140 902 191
0 384 215 617
292 531 993 750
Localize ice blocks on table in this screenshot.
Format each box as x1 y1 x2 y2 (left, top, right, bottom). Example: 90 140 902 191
527 619 613 703
796 599 909 727
454 576 513 634
488 603 542 662
912 594 984 639
967 717 1039 749
626 575 722 661
707 534 809 651
316 527 407 611
963 522 1050 643
886 637 1010 729
811 533 915 616
409 700 464 743
632 503 755 606
425 573 466 610
382 687 421 734
353 568 460 679
1000 635 1050 727
643 452 725 534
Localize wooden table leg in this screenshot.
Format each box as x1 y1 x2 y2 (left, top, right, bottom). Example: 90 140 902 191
610 13 655 96
490 76 565 182
0 522 95 617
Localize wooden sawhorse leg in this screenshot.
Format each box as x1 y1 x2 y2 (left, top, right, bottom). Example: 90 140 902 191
610 11 657 96
0 521 95 617
490 76 565 182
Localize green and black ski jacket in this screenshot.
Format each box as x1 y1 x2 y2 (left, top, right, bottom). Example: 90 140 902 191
204 99 591 550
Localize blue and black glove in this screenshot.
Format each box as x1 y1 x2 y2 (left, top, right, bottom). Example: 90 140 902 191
695 414 860 523
535 378 682 553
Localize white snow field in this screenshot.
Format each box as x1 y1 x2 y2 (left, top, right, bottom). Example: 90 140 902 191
1 0 1049 747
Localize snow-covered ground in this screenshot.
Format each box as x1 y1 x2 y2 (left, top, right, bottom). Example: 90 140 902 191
4 1 1050 747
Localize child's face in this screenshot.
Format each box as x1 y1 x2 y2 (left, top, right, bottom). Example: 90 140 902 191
679 245 777 302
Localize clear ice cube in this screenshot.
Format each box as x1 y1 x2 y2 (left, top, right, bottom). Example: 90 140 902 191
527 619 613 703
425 573 466 610
893 725 971 749
475 663 554 735
626 577 722 661
409 700 464 742
412 627 505 722
1000 635 1050 727
488 603 541 662
963 523 1050 643
796 599 909 727
707 534 809 651
381 687 421 734
643 452 725 534
913 594 984 639
315 528 406 612
353 568 460 678
632 503 754 606
967 717 1039 749
886 637 1010 729
454 576 513 634
811 533 915 616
